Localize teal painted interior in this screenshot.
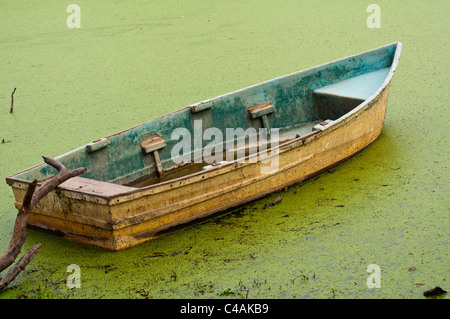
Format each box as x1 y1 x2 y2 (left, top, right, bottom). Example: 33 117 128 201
314 67 390 100
11 43 398 186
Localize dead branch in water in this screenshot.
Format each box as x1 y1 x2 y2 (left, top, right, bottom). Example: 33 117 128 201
263 197 282 209
0 156 86 292
143 246 192 259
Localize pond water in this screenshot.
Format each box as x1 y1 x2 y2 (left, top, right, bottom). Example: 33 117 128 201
0 0 448 299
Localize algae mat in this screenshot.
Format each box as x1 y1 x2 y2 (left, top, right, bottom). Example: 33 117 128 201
0 1 448 299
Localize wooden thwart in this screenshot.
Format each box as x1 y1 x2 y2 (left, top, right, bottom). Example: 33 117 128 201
248 102 274 135
141 134 167 176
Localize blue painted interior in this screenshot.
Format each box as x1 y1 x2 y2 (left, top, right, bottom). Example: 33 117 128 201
12 43 399 185
314 67 390 100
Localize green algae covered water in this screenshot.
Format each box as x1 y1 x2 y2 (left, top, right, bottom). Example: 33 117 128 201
0 0 448 299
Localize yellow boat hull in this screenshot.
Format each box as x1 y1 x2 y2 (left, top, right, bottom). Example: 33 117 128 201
7 43 401 250
9 85 389 250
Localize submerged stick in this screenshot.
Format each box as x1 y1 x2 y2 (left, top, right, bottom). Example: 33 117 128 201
10 88 16 113
263 197 282 209
143 246 192 258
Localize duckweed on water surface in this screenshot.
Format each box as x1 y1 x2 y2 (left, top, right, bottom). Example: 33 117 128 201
0 0 448 299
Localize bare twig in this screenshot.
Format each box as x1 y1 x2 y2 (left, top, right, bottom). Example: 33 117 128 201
0 244 41 291
0 156 87 292
0 180 37 273
10 88 16 113
30 156 87 209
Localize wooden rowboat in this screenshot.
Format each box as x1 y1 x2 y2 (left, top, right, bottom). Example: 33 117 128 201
6 42 402 250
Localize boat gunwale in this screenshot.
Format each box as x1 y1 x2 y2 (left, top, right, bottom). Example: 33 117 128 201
6 42 402 204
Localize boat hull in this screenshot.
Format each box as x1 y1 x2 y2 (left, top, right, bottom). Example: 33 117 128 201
7 43 401 250
8 85 389 250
